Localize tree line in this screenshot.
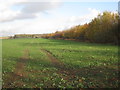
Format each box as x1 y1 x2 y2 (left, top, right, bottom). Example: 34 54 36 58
42 11 119 44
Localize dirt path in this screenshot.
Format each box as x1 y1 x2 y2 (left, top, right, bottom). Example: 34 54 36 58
41 49 65 69
3 49 30 88
14 49 29 77
41 49 78 81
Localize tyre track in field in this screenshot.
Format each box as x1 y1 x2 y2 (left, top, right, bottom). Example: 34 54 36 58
41 49 78 81
3 49 30 88
41 49 119 88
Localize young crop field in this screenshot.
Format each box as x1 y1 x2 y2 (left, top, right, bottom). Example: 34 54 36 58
2 38 119 88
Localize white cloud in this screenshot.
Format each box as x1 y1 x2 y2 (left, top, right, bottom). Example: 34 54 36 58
0 8 100 37
0 0 61 22
88 8 100 18
0 0 24 22
67 8 100 25
0 0 101 37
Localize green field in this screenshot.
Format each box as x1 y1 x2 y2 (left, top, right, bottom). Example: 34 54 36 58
2 38 119 88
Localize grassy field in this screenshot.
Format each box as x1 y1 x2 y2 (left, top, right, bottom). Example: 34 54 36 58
2 38 119 88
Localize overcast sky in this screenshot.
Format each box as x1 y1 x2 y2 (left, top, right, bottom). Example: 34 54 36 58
0 0 118 37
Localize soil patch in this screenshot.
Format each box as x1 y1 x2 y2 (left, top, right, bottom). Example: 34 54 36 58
41 49 78 81
3 49 30 88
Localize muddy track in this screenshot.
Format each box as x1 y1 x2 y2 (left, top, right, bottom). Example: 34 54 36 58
41 49 79 81
41 49 65 69
3 49 30 88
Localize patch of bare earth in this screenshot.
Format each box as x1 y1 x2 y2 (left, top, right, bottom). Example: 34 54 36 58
41 49 78 81
3 49 30 88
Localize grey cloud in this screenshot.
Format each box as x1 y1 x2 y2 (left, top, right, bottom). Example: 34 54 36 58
15 13 36 19
0 13 36 22
21 2 61 13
